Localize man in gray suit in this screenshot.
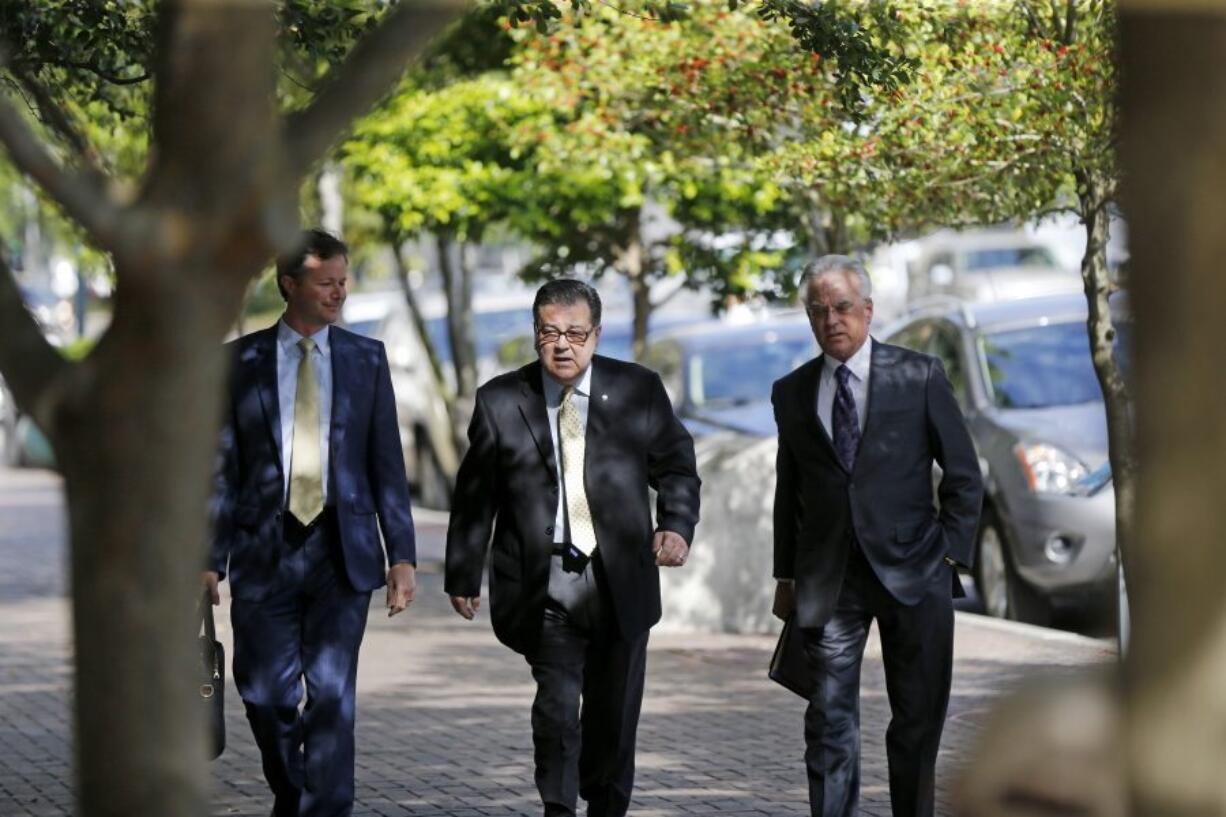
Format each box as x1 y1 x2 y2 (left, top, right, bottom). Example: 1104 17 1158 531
772 255 983 817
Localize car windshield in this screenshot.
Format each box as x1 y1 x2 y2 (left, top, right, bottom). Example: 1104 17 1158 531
983 320 1130 409
426 308 531 363
689 335 815 408
965 246 1057 272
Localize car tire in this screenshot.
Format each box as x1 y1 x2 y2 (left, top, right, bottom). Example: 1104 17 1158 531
1115 551 1130 657
414 433 451 511
973 508 1051 626
2 415 23 468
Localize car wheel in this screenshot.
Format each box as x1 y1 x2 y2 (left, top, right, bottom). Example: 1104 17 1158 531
1115 551 1130 656
415 434 451 511
2 414 23 468
973 509 1050 625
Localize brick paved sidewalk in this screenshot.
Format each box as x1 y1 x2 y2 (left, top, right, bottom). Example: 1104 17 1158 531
0 468 1114 816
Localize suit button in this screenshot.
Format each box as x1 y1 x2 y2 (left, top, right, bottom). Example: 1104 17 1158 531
546 526 554 536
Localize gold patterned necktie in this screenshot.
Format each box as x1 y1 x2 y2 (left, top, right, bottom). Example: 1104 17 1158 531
559 386 597 555
288 337 324 524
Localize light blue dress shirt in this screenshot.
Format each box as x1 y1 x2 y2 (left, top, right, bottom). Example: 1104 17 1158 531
543 362 593 544
276 319 333 506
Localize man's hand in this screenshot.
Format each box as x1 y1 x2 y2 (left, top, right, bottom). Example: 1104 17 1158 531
772 580 795 621
653 530 689 567
450 596 481 620
386 563 416 617
202 571 221 606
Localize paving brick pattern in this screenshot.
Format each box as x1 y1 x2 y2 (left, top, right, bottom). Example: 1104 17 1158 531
0 467 1113 816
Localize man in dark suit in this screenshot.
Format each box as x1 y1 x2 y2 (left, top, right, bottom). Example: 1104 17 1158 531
204 229 418 817
445 279 700 817
772 255 983 817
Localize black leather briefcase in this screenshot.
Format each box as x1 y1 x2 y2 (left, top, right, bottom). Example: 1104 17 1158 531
768 614 815 699
199 593 226 760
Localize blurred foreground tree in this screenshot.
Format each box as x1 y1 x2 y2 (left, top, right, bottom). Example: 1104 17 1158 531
0 1 467 813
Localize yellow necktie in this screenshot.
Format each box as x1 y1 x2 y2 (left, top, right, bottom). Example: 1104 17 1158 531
559 387 597 555
288 337 323 524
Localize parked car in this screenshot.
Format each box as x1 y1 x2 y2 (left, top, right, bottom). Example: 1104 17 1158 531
906 228 1083 304
421 290 538 387
1 375 19 466
884 293 1128 623
342 292 458 509
643 314 817 438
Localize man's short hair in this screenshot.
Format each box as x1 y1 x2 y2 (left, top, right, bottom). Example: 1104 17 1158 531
533 279 602 328
275 228 349 300
798 255 873 306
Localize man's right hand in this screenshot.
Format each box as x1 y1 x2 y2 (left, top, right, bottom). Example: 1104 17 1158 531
450 595 481 620
202 571 221 606
772 580 795 621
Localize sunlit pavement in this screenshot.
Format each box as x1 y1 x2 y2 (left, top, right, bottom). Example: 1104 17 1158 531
0 466 1113 816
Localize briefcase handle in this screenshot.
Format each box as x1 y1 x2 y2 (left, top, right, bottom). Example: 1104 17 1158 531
198 590 217 643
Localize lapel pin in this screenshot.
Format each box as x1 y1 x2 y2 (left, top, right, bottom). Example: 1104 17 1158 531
601 394 608 401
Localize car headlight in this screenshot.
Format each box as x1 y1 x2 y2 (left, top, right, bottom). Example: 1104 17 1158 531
1013 442 1088 494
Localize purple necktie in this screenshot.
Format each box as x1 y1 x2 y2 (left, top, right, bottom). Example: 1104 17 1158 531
832 364 861 472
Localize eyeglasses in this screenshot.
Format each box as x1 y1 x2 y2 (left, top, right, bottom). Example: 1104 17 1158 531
806 300 867 320
536 325 596 345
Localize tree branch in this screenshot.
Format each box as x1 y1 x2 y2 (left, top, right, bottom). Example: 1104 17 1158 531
284 0 470 176
0 88 124 252
1062 0 1077 45
8 65 107 177
59 61 150 86
0 249 71 431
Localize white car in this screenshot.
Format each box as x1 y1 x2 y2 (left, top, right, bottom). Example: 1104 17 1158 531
342 292 458 510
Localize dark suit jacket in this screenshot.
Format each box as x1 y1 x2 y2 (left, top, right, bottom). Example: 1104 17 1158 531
772 340 983 630
445 356 701 654
210 324 416 601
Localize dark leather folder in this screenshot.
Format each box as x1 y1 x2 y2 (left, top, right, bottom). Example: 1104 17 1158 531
768 614 814 699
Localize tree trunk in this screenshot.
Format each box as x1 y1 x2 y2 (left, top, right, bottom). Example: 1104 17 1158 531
436 232 477 399
389 230 462 459
793 188 831 258
617 208 653 361
56 267 247 817
824 208 850 255
1076 179 1135 634
1118 9 1226 815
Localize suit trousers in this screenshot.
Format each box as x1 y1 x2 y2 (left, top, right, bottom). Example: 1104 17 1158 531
526 548 649 817
801 543 953 817
231 511 372 817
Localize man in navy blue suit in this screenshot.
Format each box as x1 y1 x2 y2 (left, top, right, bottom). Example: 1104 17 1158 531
204 228 417 817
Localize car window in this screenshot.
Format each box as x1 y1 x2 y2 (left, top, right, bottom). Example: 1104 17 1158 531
426 308 533 364
687 336 815 408
964 246 1056 272
345 318 383 338
928 321 969 408
886 320 934 353
982 321 1122 408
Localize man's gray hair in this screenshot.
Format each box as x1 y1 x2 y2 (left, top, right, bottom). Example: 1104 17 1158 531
798 255 873 305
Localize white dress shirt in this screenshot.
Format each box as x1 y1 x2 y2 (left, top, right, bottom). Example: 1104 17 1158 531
817 336 872 438
543 363 593 544
276 319 333 506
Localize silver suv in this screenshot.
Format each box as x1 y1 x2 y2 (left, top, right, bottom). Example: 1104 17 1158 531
885 293 1128 624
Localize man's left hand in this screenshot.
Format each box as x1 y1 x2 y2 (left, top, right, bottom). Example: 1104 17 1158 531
386 563 416 617
653 530 689 567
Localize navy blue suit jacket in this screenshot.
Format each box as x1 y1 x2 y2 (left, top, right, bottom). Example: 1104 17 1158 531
210 324 416 601
772 341 983 630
